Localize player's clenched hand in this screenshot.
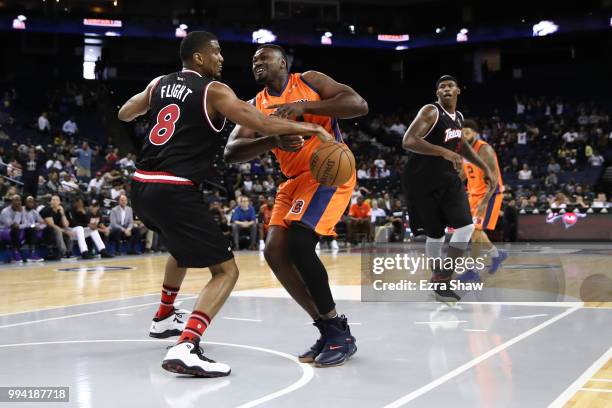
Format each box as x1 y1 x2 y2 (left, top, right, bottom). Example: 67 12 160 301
275 135 305 152
442 150 463 172
269 102 306 119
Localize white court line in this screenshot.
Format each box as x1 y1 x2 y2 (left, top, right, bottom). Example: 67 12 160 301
578 387 612 393
0 297 197 329
385 304 582 408
0 292 161 317
0 339 314 408
508 314 549 320
464 329 488 332
589 378 612 382
415 321 468 325
222 317 263 322
548 346 612 407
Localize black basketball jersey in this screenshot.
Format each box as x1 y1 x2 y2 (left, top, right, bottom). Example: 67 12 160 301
404 102 464 179
137 69 226 185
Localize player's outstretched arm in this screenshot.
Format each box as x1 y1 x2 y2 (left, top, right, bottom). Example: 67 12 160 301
208 81 332 141
117 77 161 122
269 71 368 119
402 105 462 170
224 124 304 164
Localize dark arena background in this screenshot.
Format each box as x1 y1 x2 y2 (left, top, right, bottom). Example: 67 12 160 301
0 1 611 407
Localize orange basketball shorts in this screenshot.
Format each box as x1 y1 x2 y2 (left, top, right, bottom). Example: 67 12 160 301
469 191 503 231
270 171 356 236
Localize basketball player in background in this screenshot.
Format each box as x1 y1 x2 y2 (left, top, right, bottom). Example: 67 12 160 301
402 75 497 303
224 44 368 367
118 32 332 377
460 119 507 273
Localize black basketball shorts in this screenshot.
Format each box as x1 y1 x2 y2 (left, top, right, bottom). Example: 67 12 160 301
403 172 472 238
131 180 234 268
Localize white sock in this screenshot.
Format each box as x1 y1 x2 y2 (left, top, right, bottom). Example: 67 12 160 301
488 245 499 258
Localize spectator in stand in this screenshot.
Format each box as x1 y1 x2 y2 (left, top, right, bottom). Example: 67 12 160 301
87 171 106 195
357 163 369 180
23 196 45 261
0 195 43 262
231 196 257 250
60 172 80 195
547 158 561 174
592 193 609 209
0 178 8 198
109 194 141 255
242 175 254 193
370 199 387 235
44 171 61 196
75 141 93 178
89 200 111 244
67 197 113 259
347 196 371 245
37 112 50 133
258 196 274 251
104 147 119 171
550 193 569 209
118 153 136 170
544 171 558 190
20 149 45 197
379 165 391 178
589 150 604 166
388 199 405 242
518 164 533 181
40 194 75 259
62 116 78 136
7 158 22 181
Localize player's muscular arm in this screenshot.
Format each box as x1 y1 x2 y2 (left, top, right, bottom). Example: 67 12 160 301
117 77 161 122
270 71 368 119
224 124 304 164
402 105 462 170
461 138 498 188
476 144 499 202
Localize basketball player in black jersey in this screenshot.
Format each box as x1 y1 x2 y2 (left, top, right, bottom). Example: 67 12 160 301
118 31 332 377
402 75 497 303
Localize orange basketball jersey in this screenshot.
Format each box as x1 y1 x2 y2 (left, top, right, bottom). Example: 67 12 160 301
463 139 503 196
253 73 343 178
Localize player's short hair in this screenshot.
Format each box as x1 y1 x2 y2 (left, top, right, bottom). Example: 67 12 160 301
462 119 479 132
179 31 218 63
436 75 459 89
256 44 289 69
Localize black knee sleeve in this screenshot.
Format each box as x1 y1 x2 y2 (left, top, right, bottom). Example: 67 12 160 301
287 223 335 315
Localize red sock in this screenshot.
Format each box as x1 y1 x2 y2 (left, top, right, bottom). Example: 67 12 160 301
178 311 211 344
155 284 180 319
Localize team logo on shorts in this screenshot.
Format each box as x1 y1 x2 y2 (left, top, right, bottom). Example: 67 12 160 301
290 199 305 214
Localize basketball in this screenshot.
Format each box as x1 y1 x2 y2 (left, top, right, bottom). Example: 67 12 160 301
310 141 355 187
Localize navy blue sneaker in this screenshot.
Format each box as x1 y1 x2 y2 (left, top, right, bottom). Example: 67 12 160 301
298 320 326 363
313 316 357 368
489 250 508 274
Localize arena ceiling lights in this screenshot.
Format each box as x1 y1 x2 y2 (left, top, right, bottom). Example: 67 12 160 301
377 34 409 42
532 20 559 37
252 28 277 44
83 18 122 28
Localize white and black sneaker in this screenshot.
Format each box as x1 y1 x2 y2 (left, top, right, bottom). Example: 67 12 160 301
162 342 231 377
149 308 189 339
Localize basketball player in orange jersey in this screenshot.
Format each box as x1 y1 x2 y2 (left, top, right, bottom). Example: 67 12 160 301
118 32 332 377
460 119 508 273
224 44 368 367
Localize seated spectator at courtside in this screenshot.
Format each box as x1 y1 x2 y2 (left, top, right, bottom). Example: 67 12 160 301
0 195 43 262
231 196 257 250
347 196 372 245
23 196 45 261
109 194 141 255
87 171 105 195
62 116 78 136
68 197 113 259
40 195 75 259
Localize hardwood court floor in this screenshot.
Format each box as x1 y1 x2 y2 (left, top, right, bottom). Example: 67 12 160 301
0 242 611 407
